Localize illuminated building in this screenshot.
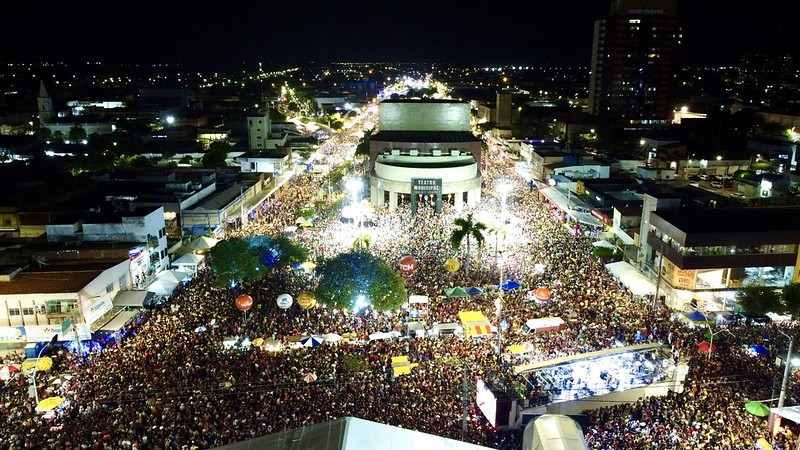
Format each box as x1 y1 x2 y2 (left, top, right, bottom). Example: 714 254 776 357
367 99 483 212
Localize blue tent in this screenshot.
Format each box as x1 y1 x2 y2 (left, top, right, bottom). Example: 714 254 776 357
495 280 521 291
682 311 709 323
466 286 485 296
749 344 770 356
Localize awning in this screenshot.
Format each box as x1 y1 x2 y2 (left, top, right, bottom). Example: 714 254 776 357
538 187 603 227
611 226 635 245
113 290 154 308
469 324 493 335
604 261 656 296
172 252 205 267
99 311 139 332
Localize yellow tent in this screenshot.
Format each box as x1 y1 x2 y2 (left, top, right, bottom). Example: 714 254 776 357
252 338 265 347
36 396 64 412
458 311 494 338
507 344 527 354
391 356 419 377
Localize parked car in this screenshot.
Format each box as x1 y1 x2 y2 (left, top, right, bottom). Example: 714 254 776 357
710 180 724 189
730 192 747 201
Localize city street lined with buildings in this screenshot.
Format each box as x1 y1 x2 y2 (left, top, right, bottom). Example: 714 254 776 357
1 102 799 450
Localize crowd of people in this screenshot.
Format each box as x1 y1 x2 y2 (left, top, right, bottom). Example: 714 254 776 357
1 111 799 450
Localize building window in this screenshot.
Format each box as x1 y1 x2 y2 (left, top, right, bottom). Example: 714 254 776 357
22 307 34 316
8 308 20 316
106 283 114 294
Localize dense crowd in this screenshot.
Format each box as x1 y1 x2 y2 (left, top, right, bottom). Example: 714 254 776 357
1 117 799 450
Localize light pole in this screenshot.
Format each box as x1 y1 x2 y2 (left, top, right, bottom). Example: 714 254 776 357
777 329 795 409
704 323 734 361
495 229 506 361
346 178 362 227
497 181 512 224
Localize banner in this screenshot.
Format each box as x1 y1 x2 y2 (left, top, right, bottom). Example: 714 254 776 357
25 324 91 342
0 326 26 343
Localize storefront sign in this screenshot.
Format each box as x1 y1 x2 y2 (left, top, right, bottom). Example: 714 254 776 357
410 178 443 213
25 324 91 342
83 297 113 326
663 258 697 290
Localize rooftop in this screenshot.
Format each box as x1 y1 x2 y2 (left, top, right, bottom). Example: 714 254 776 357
371 130 481 143
0 266 109 295
652 207 800 234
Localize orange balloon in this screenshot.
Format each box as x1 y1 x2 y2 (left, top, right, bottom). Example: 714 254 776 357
398 255 418 272
236 294 253 311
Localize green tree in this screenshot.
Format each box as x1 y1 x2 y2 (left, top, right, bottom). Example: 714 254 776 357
352 234 371 251
735 284 782 316
782 283 800 317
315 251 407 311
592 246 616 261
202 141 229 168
209 238 263 287
450 213 487 274
68 125 87 143
245 235 308 271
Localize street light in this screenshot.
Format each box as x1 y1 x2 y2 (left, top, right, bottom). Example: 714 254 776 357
497 181 512 224
777 328 795 409
346 178 362 205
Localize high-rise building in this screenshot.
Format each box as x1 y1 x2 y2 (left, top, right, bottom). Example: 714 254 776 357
588 0 682 124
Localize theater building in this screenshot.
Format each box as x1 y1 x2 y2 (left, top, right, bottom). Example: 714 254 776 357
367 99 483 212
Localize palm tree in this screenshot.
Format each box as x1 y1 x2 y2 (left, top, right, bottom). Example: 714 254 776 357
450 213 487 274
352 234 371 251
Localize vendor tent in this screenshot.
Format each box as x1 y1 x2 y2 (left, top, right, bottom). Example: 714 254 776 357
604 261 657 296
495 280 521 291
147 270 191 297
444 287 469 298
459 311 494 337
171 253 205 275
391 356 419 377
186 236 219 251
466 286 485 295
431 322 462 336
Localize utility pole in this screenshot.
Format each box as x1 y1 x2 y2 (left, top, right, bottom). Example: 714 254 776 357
779 331 794 409
462 364 469 443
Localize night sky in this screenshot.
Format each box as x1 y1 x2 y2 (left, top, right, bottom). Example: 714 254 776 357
3 0 798 68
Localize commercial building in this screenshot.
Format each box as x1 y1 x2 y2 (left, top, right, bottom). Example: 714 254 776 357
644 207 800 310
588 0 682 123
367 99 483 212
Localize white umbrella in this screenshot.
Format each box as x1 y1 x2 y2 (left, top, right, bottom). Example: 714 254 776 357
300 335 323 347
323 333 342 343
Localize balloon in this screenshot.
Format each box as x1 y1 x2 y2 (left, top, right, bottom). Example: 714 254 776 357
276 293 293 310
533 287 551 302
444 258 461 273
297 291 317 310
398 255 418 272
235 294 253 311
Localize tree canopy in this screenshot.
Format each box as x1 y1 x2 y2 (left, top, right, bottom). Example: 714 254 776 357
314 251 407 311
735 284 782 316
782 283 800 317
245 235 308 271
450 213 487 273
209 238 263 288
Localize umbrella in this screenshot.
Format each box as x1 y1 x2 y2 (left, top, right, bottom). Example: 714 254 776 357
300 261 317 271
444 287 469 298
682 311 709 323
750 344 770 356
507 344 527 354
323 333 342 343
496 280 521 291
466 286 485 296
300 335 323 347
592 240 616 249
697 341 717 352
36 396 64 412
302 373 318 383
283 226 298 233
745 401 771 417
252 337 265 346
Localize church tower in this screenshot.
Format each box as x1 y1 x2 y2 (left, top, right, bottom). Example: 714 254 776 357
37 80 54 125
